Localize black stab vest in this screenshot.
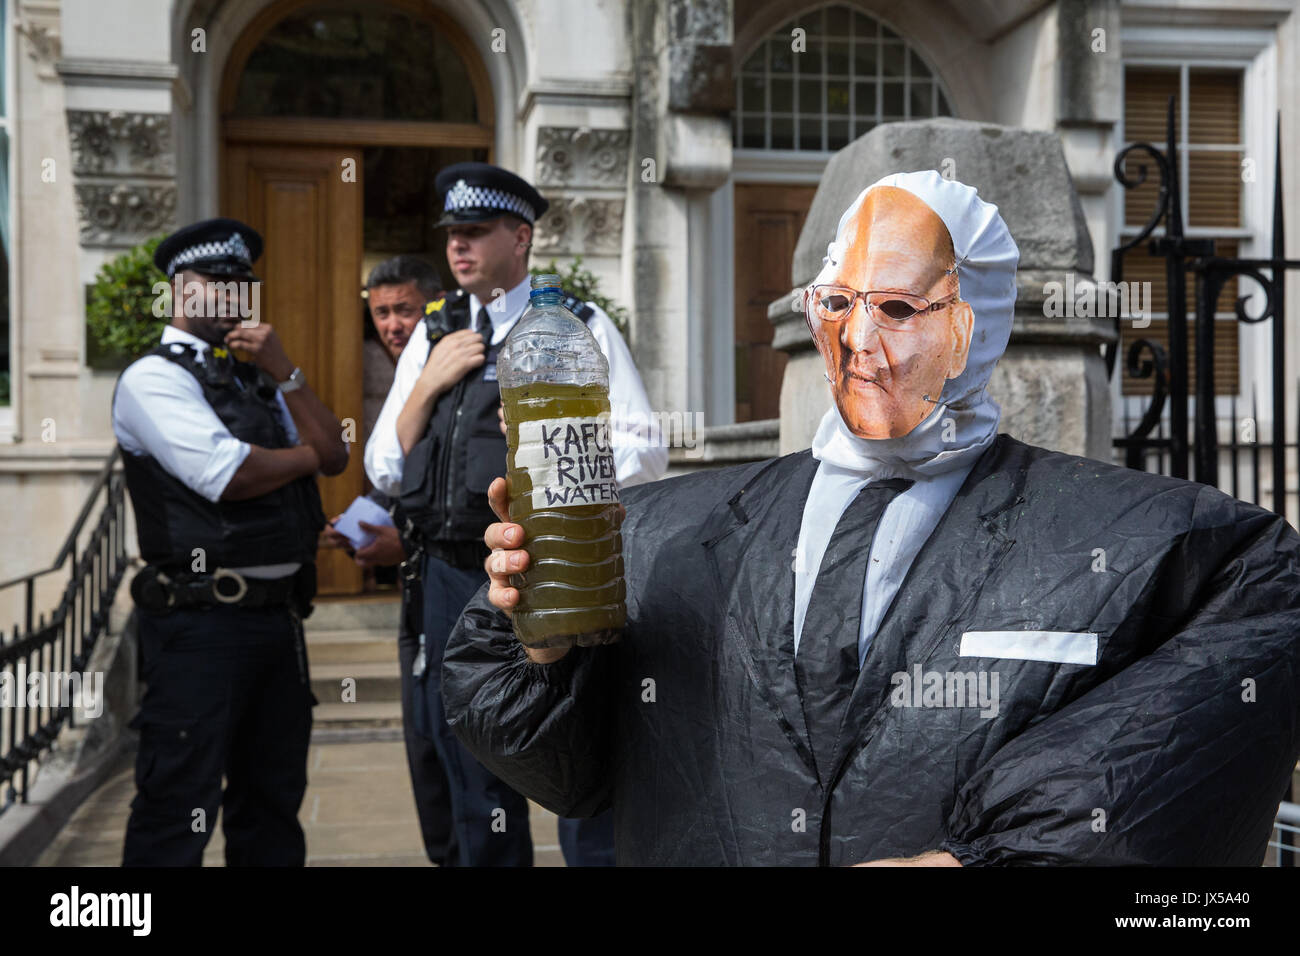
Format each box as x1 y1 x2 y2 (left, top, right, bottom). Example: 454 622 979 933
117 343 326 569
399 290 597 545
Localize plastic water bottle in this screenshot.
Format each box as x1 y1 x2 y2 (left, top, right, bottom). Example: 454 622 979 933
497 274 625 647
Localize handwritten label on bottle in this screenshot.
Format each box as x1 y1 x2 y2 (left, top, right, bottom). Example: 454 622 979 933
516 416 620 508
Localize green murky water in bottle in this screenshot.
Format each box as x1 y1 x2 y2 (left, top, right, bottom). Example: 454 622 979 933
498 275 625 648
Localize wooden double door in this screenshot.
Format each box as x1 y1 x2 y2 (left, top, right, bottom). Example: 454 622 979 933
224 145 364 596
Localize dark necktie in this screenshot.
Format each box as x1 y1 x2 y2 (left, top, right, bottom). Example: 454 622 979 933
796 476 913 780
475 306 492 347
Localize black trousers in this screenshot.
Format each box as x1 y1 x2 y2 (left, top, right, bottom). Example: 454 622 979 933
122 604 314 867
397 570 456 865
418 554 534 866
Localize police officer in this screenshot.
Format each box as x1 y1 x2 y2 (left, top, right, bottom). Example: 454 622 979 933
323 255 458 866
365 163 666 866
114 218 349 866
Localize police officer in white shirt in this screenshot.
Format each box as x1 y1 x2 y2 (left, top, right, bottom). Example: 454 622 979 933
113 218 349 866
364 163 665 866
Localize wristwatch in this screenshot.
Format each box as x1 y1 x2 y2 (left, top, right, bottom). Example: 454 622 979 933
278 367 306 393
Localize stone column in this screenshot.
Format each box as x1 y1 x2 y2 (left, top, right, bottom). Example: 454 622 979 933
627 0 732 417
770 117 1115 460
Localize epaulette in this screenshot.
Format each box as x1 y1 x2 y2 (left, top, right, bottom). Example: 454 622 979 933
560 292 596 325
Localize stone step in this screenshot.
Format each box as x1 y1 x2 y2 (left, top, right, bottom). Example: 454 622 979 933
313 700 403 729
306 597 401 633
311 661 401 708
305 629 398 665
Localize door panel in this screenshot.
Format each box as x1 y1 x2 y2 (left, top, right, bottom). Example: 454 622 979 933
733 183 816 422
224 145 364 595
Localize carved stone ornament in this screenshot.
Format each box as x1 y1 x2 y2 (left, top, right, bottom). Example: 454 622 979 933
536 127 631 187
533 196 624 255
68 111 175 176
75 183 177 247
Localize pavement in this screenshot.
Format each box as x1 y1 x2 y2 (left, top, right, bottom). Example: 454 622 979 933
35 738 566 867
35 595 567 867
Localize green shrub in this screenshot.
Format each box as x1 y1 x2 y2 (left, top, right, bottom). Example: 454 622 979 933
86 234 168 365
530 256 629 337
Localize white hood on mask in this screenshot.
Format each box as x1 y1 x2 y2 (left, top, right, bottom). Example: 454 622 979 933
810 169 1020 478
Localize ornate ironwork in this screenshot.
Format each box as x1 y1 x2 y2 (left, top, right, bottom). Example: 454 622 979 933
0 449 128 812
1111 101 1300 508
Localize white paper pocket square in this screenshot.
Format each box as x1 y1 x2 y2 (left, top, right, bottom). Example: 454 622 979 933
959 630 1098 666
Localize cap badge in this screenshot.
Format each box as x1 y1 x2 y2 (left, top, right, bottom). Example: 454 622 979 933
448 179 473 210
227 232 251 263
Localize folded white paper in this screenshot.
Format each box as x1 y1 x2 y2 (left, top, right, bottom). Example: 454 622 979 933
333 495 394 551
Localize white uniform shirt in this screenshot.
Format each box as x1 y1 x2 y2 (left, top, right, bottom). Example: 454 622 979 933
365 275 667 498
113 325 306 579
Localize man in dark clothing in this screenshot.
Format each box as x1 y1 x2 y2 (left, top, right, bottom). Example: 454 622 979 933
115 218 348 866
441 171 1300 865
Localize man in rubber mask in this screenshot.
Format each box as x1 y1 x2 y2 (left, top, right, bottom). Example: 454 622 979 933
442 170 1300 865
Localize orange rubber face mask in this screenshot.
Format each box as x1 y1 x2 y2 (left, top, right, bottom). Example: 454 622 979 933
803 186 975 441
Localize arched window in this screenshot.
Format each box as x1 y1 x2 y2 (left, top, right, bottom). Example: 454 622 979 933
734 4 952 151
232 2 478 123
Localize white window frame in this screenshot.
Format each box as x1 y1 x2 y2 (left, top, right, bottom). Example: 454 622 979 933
1113 20 1279 437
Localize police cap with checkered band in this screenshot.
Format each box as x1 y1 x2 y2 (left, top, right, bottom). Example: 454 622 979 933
434 162 549 228
154 217 263 281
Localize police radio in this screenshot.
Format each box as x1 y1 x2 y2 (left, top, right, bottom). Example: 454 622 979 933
424 295 458 346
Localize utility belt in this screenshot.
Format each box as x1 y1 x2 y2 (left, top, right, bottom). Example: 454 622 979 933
398 518 489 573
130 563 317 618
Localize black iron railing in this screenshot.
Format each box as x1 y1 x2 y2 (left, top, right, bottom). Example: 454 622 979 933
1111 98 1300 515
1111 97 1300 865
0 448 128 813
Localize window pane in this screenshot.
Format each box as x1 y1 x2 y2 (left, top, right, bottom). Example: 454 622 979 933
741 76 766 113
743 46 765 74
827 80 850 114
852 40 878 77
855 80 877 114
853 11 878 40
798 117 823 151
828 119 850 150
800 43 823 75
771 38 795 74
910 49 930 79
799 78 822 114
826 41 849 76
742 115 767 149
882 42 905 76
1188 69 1241 144
771 77 794 112
882 82 904 115
910 82 934 118
1124 67 1179 144
854 118 877 138
1188 149 1243 227
771 115 793 150
937 90 952 116
233 4 477 121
